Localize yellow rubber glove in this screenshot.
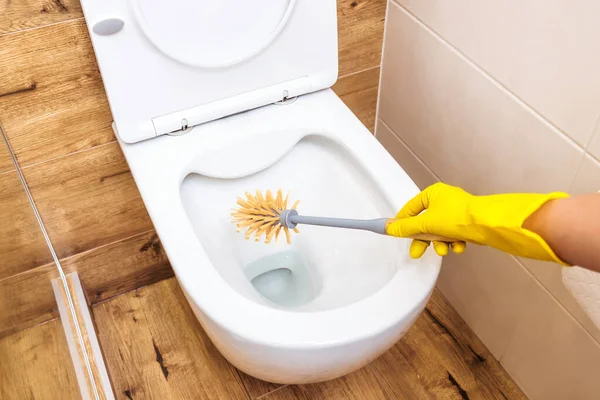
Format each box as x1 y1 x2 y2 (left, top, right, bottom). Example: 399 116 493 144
386 182 571 265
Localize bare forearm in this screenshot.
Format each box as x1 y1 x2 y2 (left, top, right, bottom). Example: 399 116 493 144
524 193 600 272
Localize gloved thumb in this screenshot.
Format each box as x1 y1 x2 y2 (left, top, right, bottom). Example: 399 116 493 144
386 215 426 238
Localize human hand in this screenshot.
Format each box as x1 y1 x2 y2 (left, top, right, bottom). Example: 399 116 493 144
386 182 569 264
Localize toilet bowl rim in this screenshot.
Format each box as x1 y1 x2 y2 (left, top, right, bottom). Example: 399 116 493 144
121 91 443 346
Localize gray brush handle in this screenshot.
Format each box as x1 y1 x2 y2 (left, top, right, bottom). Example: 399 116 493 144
280 209 388 235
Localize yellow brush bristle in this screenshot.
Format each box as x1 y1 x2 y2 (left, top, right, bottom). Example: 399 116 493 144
231 189 299 244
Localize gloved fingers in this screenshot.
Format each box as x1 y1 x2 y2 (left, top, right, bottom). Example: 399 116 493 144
409 240 430 259
395 188 432 218
433 241 449 256
451 241 467 254
386 214 426 238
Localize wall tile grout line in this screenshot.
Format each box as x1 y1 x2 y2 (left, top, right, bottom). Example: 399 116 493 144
0 17 86 38
0 124 101 400
379 117 600 350
379 118 441 181
389 0 586 153
568 111 600 193
511 254 600 349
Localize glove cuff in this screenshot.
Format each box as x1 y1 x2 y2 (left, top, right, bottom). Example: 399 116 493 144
520 191 571 266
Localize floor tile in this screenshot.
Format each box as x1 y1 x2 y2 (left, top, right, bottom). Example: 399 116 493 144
93 278 249 400
0 319 81 399
373 289 526 399
0 0 82 35
0 170 52 280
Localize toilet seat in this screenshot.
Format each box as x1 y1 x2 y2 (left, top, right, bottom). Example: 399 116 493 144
119 90 441 349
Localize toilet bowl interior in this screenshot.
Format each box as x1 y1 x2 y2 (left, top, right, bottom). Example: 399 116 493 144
180 133 409 311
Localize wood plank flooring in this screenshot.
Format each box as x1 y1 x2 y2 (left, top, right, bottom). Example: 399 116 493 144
93 278 527 400
0 319 81 399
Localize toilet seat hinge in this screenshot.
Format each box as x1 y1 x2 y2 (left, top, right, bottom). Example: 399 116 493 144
167 118 193 136
275 90 298 105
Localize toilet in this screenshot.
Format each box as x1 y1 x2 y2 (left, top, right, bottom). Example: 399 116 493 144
80 0 442 384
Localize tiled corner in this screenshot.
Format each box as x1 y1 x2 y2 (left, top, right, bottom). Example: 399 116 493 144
570 153 600 195
374 119 438 190
435 245 536 359
501 279 600 400
519 258 600 345
587 122 600 161
379 2 584 196
518 153 600 343
392 0 600 147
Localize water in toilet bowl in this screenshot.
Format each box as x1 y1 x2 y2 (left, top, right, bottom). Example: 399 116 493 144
180 134 408 312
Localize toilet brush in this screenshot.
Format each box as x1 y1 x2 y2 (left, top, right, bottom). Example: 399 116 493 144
231 189 456 244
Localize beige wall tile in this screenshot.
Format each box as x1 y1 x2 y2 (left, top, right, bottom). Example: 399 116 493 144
393 0 600 147
517 154 600 344
587 124 600 161
436 246 536 359
375 119 438 190
570 153 600 195
379 2 583 196
520 258 600 345
501 280 600 400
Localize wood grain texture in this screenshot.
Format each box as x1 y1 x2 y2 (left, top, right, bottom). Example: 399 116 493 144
22 142 154 259
0 230 172 338
0 319 81 399
0 131 14 174
0 0 82 34
0 19 114 166
337 0 387 77
92 278 248 400
370 289 528 400
333 67 381 133
92 278 526 400
0 170 52 280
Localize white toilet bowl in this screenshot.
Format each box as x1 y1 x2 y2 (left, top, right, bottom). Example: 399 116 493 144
118 90 441 383
80 0 442 384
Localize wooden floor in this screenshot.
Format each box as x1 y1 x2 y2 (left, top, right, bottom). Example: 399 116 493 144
92 278 527 400
0 319 81 399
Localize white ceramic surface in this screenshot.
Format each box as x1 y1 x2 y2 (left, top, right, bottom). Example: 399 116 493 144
117 90 442 383
80 0 441 384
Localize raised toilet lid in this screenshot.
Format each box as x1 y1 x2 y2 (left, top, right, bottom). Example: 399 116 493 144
79 0 338 143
